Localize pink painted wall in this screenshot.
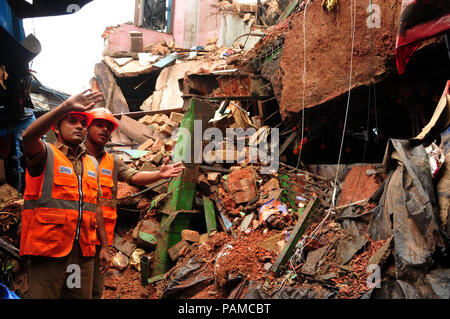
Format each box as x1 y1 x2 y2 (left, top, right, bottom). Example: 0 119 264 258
171 0 186 48
107 1 223 52
107 24 174 53
196 0 222 46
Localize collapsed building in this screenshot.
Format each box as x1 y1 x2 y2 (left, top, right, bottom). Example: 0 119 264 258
0 0 449 299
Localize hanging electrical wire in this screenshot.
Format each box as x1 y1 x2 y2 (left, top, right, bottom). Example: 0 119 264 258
297 0 310 169
348 0 380 204
332 0 357 207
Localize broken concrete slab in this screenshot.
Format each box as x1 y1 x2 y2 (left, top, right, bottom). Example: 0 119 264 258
113 235 137 257
261 177 279 194
239 213 255 232
301 245 330 276
336 235 368 265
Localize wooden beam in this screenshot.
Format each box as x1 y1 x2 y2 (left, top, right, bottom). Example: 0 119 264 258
113 108 184 120
203 196 217 234
94 62 130 114
279 130 297 156
117 114 157 143
271 195 320 274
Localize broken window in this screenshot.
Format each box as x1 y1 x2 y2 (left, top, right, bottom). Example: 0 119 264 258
136 0 173 33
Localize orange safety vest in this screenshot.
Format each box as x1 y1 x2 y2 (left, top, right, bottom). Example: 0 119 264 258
20 143 100 258
96 152 119 246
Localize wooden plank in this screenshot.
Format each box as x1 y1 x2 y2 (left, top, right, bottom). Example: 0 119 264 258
94 62 130 114
113 107 184 120
279 130 297 156
117 114 156 144
104 55 157 78
277 0 299 23
203 196 217 234
271 195 320 274
153 54 177 68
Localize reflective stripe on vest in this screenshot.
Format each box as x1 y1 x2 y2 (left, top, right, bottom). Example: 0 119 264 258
97 152 119 245
20 143 99 258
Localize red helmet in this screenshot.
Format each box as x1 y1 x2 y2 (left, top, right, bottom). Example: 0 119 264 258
87 107 118 132
51 111 93 131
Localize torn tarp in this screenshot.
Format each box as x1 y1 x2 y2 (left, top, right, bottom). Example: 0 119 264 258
368 138 444 281
160 259 213 299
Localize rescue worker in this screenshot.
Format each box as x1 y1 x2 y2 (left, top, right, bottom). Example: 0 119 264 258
84 107 185 299
20 90 111 299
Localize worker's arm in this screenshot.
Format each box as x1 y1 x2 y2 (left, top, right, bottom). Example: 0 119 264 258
95 198 111 274
130 157 185 186
22 90 103 158
22 90 103 173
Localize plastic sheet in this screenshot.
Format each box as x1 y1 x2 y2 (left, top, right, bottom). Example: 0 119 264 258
368 138 445 281
161 259 213 299
0 282 19 299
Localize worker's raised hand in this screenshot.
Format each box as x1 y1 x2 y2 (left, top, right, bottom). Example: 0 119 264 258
64 89 104 113
159 157 185 179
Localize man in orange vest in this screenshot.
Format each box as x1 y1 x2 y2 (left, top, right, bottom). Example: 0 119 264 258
84 107 185 299
20 90 111 299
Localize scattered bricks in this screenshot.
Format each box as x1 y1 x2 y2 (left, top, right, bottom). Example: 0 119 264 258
230 166 241 173
151 138 165 153
199 233 209 244
181 229 200 243
169 112 184 123
166 119 179 128
150 152 163 164
227 168 258 204
159 124 173 136
168 240 189 261
149 123 161 131
138 138 155 151
207 172 221 184
152 113 169 126
261 178 279 194
138 115 154 126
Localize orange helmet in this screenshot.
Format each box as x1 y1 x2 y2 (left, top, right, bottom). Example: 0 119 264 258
87 107 118 132
51 111 93 131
